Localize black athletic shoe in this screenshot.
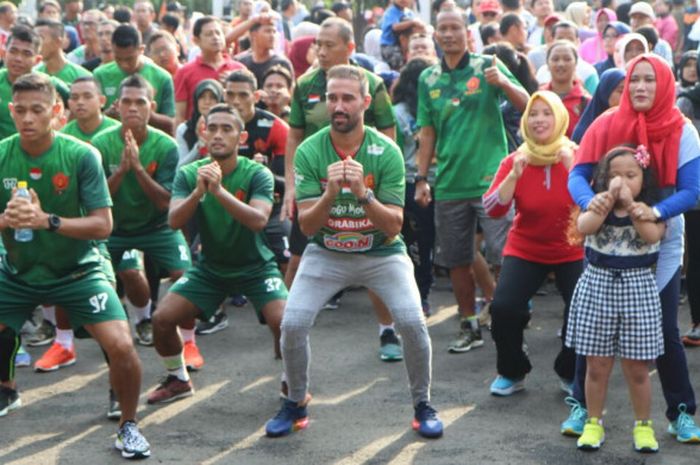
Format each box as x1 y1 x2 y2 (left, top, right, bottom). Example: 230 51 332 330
0 386 21 417
195 310 229 335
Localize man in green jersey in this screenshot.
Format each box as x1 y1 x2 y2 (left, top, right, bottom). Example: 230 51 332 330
281 17 404 362
415 8 529 354
35 19 92 85
147 104 287 404
0 73 150 459
95 24 175 135
63 76 120 140
265 65 442 440
92 75 191 348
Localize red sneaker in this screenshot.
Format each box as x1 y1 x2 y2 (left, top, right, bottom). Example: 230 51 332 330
183 340 205 371
147 375 194 404
34 342 76 372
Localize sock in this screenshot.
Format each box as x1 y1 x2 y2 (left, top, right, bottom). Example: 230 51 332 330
467 315 479 331
132 300 152 323
379 323 395 336
54 329 74 349
180 328 195 343
162 353 189 382
42 306 56 325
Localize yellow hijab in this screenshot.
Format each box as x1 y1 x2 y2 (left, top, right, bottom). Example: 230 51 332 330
518 91 574 166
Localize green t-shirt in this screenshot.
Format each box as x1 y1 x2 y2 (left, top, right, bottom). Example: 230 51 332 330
61 116 120 143
0 133 111 285
35 60 92 85
417 53 524 200
94 59 175 116
295 126 405 256
288 66 396 138
92 125 178 236
0 69 71 141
172 156 276 278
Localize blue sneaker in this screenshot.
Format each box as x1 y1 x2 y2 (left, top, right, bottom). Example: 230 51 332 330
412 401 443 438
14 345 31 367
265 398 309 437
561 396 588 437
490 375 525 396
668 403 700 443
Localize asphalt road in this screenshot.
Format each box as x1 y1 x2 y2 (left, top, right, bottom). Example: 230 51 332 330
1 278 699 465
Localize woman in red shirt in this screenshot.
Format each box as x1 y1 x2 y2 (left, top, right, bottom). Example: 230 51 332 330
482 90 584 396
543 40 590 138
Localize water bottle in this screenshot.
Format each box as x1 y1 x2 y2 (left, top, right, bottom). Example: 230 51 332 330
14 181 33 243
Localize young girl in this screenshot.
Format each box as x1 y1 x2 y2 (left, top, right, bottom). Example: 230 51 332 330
566 145 666 453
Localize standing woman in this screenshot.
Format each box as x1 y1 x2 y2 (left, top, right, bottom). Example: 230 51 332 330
483 91 582 396
563 54 700 443
593 21 630 76
676 51 698 96
579 8 617 64
571 68 625 144
175 79 224 168
543 40 590 138
613 33 648 69
565 2 596 42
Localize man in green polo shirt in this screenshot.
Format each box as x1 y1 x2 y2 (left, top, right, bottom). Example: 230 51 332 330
35 19 92 85
62 76 120 141
0 73 150 459
92 74 191 348
94 23 175 135
415 8 529 353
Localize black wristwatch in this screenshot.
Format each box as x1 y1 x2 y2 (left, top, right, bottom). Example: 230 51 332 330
414 174 428 184
48 214 61 232
357 189 375 206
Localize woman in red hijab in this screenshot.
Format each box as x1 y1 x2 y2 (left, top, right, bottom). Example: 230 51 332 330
562 54 700 443
288 36 315 78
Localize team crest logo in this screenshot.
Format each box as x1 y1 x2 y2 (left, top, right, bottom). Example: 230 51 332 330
234 189 246 201
146 161 158 176
52 172 69 194
29 168 42 180
364 174 375 189
466 77 481 93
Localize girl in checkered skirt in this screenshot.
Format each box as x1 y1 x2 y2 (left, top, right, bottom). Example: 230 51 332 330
566 145 666 452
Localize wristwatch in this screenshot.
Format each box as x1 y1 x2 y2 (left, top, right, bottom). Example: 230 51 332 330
357 189 375 206
414 174 428 184
652 207 663 223
47 214 61 232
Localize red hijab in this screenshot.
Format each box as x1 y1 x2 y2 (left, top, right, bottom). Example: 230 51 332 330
289 36 315 78
574 54 685 186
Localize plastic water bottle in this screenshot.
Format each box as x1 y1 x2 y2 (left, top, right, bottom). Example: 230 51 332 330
14 181 33 242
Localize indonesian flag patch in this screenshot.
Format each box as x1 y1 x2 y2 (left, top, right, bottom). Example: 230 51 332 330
29 167 42 180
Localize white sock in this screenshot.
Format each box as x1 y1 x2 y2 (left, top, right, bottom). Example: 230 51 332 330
55 328 74 349
42 306 56 325
379 323 395 336
162 354 190 382
132 300 152 323
180 328 195 343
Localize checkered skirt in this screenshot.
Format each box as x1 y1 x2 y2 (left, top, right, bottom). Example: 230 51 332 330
565 264 664 360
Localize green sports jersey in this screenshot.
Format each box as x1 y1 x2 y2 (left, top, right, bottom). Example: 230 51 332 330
417 53 524 200
172 156 276 278
0 70 71 141
35 61 92 85
0 133 111 285
94 59 175 116
92 124 178 236
61 116 119 143
295 126 405 256
288 66 395 138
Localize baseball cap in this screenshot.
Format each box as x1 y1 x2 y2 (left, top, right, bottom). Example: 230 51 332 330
544 13 563 28
479 0 502 15
629 2 656 21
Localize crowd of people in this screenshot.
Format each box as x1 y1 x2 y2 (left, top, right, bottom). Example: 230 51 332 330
1 0 700 460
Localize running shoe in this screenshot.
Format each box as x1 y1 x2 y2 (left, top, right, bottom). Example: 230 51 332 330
490 375 525 396
26 319 55 347
476 299 491 327
184 340 205 371
322 295 341 311
107 389 121 421
412 401 443 439
682 325 700 347
668 403 700 443
115 420 151 459
448 321 483 353
633 420 659 453
379 328 403 362
229 294 248 307
0 386 21 417
14 345 31 368
561 397 588 437
265 397 310 437
146 375 194 404
20 319 38 337
577 418 604 450
195 310 229 335
134 318 153 346
34 342 76 372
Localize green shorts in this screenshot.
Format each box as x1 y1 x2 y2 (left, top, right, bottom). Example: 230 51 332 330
170 261 288 324
0 269 127 333
108 228 191 275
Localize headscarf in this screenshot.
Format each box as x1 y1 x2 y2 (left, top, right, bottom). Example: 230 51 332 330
579 8 617 64
613 33 648 69
565 2 589 28
184 79 223 150
677 50 698 88
518 91 574 166
593 22 631 75
571 68 625 143
289 36 315 78
575 54 686 186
